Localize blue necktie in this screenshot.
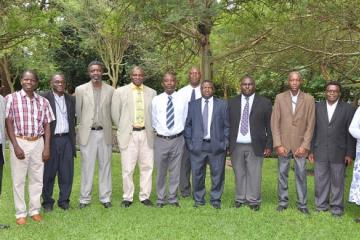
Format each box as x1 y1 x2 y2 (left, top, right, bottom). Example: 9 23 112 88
166 95 174 129
240 97 249 135
190 89 196 102
203 99 209 137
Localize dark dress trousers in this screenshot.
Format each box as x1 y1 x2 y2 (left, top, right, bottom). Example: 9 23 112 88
312 101 355 214
42 91 76 208
184 98 229 205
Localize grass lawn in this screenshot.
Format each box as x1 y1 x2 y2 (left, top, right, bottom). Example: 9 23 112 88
0 151 360 239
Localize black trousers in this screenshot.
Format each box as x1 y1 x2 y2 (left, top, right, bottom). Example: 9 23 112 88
42 135 74 207
0 144 4 196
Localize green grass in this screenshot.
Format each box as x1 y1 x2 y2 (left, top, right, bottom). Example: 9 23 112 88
0 151 360 239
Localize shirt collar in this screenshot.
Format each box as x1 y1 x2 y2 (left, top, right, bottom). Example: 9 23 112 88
53 92 65 98
202 96 213 102
326 100 339 107
131 82 143 90
20 89 39 100
241 93 255 100
290 90 300 98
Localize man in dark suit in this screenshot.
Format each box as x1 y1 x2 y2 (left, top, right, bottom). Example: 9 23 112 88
42 74 76 211
184 80 229 209
229 75 272 211
308 81 355 216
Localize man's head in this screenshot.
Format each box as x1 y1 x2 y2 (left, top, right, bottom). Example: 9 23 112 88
51 74 66 96
201 80 214 99
188 67 201 87
240 75 255 97
287 71 302 93
325 81 341 104
88 60 104 82
130 66 145 87
20 70 39 94
162 72 177 95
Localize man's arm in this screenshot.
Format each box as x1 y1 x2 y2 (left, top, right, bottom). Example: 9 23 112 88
264 98 273 156
5 118 24 159
300 96 315 151
75 87 82 125
345 105 356 165
42 122 51 162
111 89 121 126
223 101 230 149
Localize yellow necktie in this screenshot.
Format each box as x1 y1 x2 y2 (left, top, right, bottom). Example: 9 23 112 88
135 88 144 127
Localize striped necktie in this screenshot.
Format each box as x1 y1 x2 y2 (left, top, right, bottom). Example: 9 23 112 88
203 99 209 137
240 97 249 135
166 95 174 129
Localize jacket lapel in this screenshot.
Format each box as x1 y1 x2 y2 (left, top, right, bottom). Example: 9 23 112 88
127 84 134 122
49 92 57 119
294 91 304 116
234 95 242 133
329 101 341 125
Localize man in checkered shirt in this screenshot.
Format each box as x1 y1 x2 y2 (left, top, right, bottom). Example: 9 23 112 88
5 70 55 225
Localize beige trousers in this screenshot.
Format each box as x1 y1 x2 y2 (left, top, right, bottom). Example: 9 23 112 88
10 137 44 218
120 130 153 202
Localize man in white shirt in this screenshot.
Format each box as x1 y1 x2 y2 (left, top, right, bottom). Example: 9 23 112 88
309 81 355 216
177 67 202 197
152 72 188 208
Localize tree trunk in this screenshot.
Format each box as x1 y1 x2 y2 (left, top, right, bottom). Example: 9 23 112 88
0 56 14 95
200 34 212 81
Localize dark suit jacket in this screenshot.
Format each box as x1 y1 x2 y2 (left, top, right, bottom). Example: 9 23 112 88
311 100 355 162
228 94 272 156
43 91 76 157
184 97 229 155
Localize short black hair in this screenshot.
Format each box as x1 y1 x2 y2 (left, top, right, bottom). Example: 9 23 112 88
163 71 176 81
88 60 104 70
21 70 39 82
240 74 255 83
325 80 341 92
201 80 214 88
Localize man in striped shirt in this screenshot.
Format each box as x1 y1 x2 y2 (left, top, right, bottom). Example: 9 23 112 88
5 70 55 225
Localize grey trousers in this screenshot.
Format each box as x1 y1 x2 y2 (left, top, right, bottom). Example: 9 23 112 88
154 135 184 204
231 143 263 205
79 130 112 204
278 151 307 209
314 160 345 214
179 145 191 196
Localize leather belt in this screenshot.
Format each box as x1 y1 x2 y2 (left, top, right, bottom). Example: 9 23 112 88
54 133 69 137
203 139 211 143
133 126 145 131
16 135 41 141
156 131 183 140
91 126 103 130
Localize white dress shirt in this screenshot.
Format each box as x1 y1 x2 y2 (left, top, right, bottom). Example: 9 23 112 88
152 91 188 136
54 93 69 134
326 100 338 122
202 97 213 139
177 84 201 103
291 91 300 113
237 93 255 143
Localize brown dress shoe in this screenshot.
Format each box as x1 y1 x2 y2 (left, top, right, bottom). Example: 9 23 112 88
31 214 43 222
16 217 27 225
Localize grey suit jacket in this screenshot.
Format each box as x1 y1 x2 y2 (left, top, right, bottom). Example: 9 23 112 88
111 83 156 150
311 101 355 162
184 97 229 155
228 94 272 156
271 90 315 153
75 81 114 145
0 96 5 163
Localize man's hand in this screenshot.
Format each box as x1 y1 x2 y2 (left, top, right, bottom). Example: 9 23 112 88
14 145 25 160
264 148 272 157
42 147 50 162
294 147 308 158
275 146 287 157
345 156 353 166
308 153 315 164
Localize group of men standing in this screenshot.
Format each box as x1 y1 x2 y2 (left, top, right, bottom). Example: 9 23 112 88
0 60 356 226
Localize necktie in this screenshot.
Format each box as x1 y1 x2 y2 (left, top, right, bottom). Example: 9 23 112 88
190 89 196 102
166 95 174 129
240 97 249 135
203 99 209 138
135 88 144 126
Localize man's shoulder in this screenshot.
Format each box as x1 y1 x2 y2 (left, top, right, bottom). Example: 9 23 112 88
143 85 156 94
302 91 314 101
114 83 131 93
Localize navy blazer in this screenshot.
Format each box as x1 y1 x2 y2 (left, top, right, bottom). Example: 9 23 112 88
43 91 76 157
228 93 272 156
311 100 355 162
184 97 229 155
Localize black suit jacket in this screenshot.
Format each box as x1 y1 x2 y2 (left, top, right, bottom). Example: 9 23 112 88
43 91 76 157
311 100 355 162
228 93 272 156
184 97 229 155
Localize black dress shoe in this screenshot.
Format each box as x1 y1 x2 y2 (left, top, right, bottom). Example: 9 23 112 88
331 212 343 217
354 217 360 223
79 203 89 209
122 200 133 208
102 202 112 208
0 224 10 229
249 205 260 211
193 202 205 208
181 194 190 198
212 203 221 209
157 203 165 208
234 201 244 208
169 202 180 208
298 207 310 215
59 203 70 210
43 205 53 213
141 199 153 207
276 206 287 212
